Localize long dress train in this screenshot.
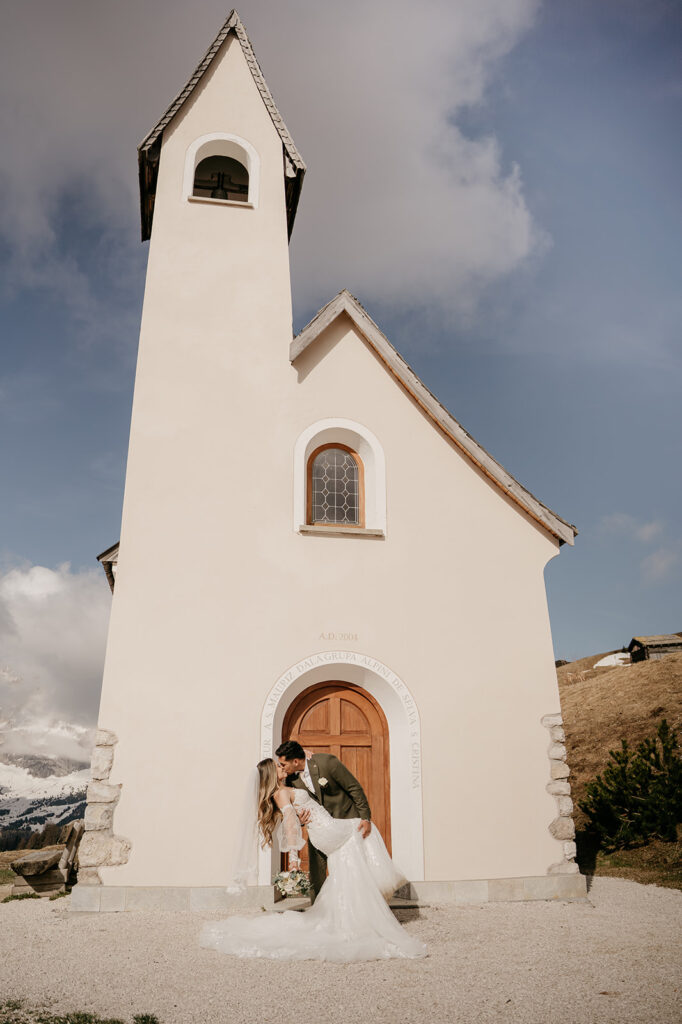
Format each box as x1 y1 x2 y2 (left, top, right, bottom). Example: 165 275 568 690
199 789 426 961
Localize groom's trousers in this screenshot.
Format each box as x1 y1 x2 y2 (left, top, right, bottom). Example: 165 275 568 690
307 841 327 903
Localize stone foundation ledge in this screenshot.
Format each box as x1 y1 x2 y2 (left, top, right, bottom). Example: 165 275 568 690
408 874 587 904
69 883 277 913
70 873 586 913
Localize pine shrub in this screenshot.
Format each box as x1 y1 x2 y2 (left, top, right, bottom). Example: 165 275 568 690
579 719 682 850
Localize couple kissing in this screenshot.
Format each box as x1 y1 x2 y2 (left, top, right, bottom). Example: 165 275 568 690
199 740 426 961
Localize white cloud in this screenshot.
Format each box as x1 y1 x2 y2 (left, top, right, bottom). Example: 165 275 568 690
600 513 663 543
1 565 64 600
599 514 678 586
0 563 111 759
600 512 636 534
635 520 663 544
0 0 541 337
641 545 681 585
283 0 543 318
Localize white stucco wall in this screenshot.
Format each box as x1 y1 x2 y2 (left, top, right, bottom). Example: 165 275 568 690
95 36 568 889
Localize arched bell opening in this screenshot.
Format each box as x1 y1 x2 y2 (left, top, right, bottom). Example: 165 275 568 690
192 154 249 202
183 132 261 208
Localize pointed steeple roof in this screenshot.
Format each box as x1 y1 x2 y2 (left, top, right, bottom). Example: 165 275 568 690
292 290 577 546
137 10 305 242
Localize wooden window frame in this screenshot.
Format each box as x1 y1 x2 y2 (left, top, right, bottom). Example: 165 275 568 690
306 443 365 529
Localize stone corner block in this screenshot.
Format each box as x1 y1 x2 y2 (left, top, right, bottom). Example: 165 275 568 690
546 780 571 796
548 742 567 760
84 803 114 832
108 836 132 866
550 761 570 780
78 832 131 868
548 859 580 875
90 745 114 781
86 780 122 804
95 729 118 747
549 816 576 841
76 866 102 886
541 713 563 728
550 725 566 743
78 833 110 867
563 841 577 860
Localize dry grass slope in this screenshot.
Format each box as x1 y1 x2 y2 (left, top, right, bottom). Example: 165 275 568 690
558 651 682 824
557 651 682 889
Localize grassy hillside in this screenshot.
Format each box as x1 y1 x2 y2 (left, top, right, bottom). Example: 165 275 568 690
558 651 682 889
558 651 682 824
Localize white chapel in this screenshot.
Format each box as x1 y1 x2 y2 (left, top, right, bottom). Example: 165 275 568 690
72 11 585 911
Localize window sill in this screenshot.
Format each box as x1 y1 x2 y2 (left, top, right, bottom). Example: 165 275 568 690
187 196 254 209
298 525 385 538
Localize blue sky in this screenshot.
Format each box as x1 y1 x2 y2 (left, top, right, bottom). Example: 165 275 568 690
1 1 680 756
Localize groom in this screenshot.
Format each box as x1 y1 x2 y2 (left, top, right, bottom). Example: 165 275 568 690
275 740 371 902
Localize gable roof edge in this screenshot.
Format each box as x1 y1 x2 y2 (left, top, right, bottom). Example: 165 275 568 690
291 291 578 547
137 10 305 241
96 541 119 594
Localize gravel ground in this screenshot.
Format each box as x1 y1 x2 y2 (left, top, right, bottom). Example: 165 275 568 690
2 877 680 1024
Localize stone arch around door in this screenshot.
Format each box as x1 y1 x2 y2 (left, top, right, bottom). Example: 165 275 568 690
283 682 391 855
259 652 424 885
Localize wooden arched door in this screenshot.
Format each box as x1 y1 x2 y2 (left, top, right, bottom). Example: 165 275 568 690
282 682 391 861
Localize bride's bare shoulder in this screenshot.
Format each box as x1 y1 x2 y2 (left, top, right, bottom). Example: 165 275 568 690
273 787 295 809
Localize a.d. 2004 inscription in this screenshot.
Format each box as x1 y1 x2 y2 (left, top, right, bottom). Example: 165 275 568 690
319 632 359 641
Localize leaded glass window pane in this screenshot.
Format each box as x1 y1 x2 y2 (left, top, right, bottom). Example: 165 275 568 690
311 448 359 525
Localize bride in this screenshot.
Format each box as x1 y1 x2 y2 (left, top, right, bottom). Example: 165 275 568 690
199 758 426 961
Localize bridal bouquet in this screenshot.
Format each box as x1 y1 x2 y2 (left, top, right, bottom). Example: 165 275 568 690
274 869 311 898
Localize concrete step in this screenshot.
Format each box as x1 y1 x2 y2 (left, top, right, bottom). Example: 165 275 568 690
389 896 424 910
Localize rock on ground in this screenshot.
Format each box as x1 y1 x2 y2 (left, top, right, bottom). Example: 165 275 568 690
1 877 681 1024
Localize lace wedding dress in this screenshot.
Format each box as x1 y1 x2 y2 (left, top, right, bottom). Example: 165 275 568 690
199 788 426 961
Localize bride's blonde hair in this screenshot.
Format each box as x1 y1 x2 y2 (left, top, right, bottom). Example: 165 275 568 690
257 758 282 848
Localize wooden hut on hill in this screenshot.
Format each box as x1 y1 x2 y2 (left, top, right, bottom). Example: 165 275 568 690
628 635 682 663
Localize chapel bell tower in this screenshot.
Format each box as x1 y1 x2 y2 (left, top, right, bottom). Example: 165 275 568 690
80 11 306 887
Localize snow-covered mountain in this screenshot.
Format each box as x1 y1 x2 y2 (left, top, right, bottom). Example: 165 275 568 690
0 754 89 833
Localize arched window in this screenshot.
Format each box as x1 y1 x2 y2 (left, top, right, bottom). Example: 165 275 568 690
307 444 364 527
294 419 386 536
192 155 249 202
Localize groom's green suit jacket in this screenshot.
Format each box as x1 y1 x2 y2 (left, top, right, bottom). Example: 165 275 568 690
289 753 371 822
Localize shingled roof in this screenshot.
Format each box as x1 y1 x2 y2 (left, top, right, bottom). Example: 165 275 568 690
291 290 578 546
629 635 682 647
137 10 305 242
